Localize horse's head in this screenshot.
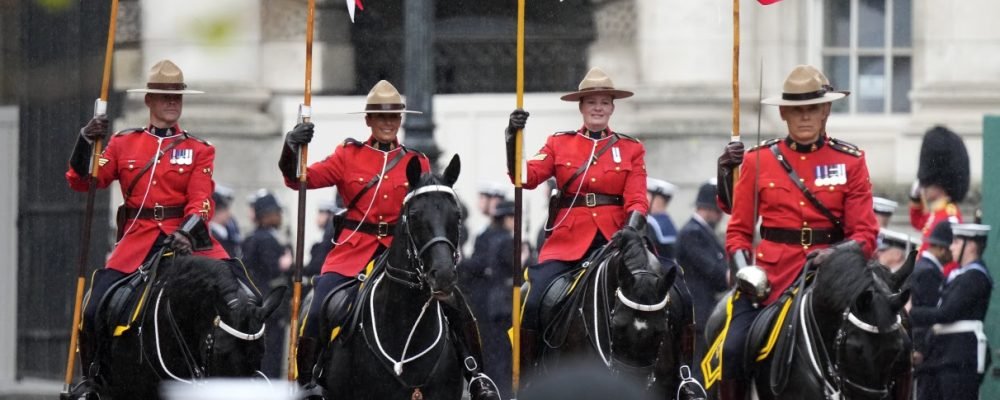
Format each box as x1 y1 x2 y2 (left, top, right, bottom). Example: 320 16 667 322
607 227 677 374
814 245 913 399
203 285 285 378
396 154 463 299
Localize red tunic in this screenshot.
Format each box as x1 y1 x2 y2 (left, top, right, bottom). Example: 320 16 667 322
726 137 879 305
910 199 962 275
518 128 649 263
65 126 230 273
285 137 430 276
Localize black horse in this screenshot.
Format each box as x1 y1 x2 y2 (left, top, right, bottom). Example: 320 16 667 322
707 245 913 400
536 227 696 398
318 155 467 400
96 254 284 399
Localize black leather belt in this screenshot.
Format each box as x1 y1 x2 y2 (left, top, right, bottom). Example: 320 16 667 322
760 226 844 247
558 193 624 209
124 205 185 221
342 219 395 238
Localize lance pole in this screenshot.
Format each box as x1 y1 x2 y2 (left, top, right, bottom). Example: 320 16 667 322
287 0 315 383
731 0 741 186
512 0 526 394
63 0 119 394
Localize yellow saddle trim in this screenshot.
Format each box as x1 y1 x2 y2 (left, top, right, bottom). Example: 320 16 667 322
112 282 152 336
701 292 737 389
756 289 797 361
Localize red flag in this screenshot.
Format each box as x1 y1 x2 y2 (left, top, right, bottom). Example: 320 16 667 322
758 0 782 4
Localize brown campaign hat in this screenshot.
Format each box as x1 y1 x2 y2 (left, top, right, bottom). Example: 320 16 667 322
127 59 204 95
349 80 422 114
761 65 847 106
560 67 634 102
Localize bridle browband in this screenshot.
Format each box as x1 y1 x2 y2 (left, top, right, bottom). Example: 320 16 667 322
614 269 671 312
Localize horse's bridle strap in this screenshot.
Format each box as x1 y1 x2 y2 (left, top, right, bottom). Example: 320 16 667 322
615 288 669 312
403 184 457 205
214 316 266 341
846 312 901 334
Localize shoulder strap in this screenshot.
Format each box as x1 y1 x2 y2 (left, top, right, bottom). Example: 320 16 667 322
769 145 842 228
559 135 620 194
344 149 409 212
124 137 187 199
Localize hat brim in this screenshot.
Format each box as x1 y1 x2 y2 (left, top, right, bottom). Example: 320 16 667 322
560 89 634 102
761 92 846 106
347 109 423 114
127 88 205 95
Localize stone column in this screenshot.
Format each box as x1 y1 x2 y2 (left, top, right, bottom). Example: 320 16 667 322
260 0 355 94
403 0 440 164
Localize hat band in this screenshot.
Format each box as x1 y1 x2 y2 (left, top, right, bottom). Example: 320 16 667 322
365 103 406 111
782 89 827 101
578 86 615 92
147 82 188 91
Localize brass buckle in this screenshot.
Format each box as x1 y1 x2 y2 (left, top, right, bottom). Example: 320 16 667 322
585 193 597 207
377 222 389 238
153 204 165 221
800 227 813 247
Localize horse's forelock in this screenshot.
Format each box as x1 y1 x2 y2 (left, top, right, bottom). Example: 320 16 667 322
812 247 871 313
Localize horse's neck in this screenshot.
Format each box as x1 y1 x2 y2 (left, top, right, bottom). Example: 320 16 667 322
807 291 842 353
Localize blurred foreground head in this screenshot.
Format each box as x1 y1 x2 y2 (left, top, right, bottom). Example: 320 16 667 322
519 364 651 400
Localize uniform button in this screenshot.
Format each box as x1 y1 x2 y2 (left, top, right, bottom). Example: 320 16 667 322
799 178 804 183
592 212 597 217
404 182 409 187
129 165 135 170
157 222 162 227
803 221 809 226
383 194 388 199
592 162 597 166
615 166 620 171
800 156 806 160
828 186 834 191
378 215 383 220
769 182 775 188
178 168 184 173
383 175 388 179
757 252 764 258
799 201 804 206
152 180 157 185
590 177 596 182
565 162 571 166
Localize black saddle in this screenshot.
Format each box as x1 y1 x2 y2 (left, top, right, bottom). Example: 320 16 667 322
320 279 361 342
539 251 612 351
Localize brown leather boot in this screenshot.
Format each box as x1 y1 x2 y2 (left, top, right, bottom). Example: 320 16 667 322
717 379 748 400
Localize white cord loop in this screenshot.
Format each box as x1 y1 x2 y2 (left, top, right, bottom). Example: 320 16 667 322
214 316 266 341
368 274 444 376
615 288 670 312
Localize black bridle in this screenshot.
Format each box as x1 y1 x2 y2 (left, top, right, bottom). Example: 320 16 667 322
383 184 461 291
800 286 904 399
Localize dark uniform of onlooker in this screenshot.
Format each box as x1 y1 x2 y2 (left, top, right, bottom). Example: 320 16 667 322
909 221 951 397
910 223 993 400
240 191 291 378
305 198 340 279
210 185 242 258
462 190 510 330
646 177 678 260
676 179 728 373
479 200 517 400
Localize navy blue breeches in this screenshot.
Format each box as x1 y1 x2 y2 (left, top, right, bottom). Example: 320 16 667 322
721 293 760 381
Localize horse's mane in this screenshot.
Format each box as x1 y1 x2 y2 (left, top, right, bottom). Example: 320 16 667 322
811 247 871 314
159 255 241 308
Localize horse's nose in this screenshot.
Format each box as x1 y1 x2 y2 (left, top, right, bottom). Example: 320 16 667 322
426 264 456 292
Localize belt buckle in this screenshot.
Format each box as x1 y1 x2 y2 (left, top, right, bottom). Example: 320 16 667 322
377 222 389 238
153 204 165 221
800 227 813 247
585 193 597 207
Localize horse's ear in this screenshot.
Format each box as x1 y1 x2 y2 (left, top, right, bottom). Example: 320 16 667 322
406 156 423 189
888 289 910 313
661 258 678 289
892 250 918 292
443 154 461 187
257 285 287 321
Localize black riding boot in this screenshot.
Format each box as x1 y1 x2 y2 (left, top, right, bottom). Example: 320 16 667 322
62 331 101 400
453 320 501 400
296 337 326 399
717 379 747 400
519 328 539 382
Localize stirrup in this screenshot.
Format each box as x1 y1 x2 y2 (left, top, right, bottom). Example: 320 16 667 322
299 382 326 400
62 380 101 400
468 373 501 400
